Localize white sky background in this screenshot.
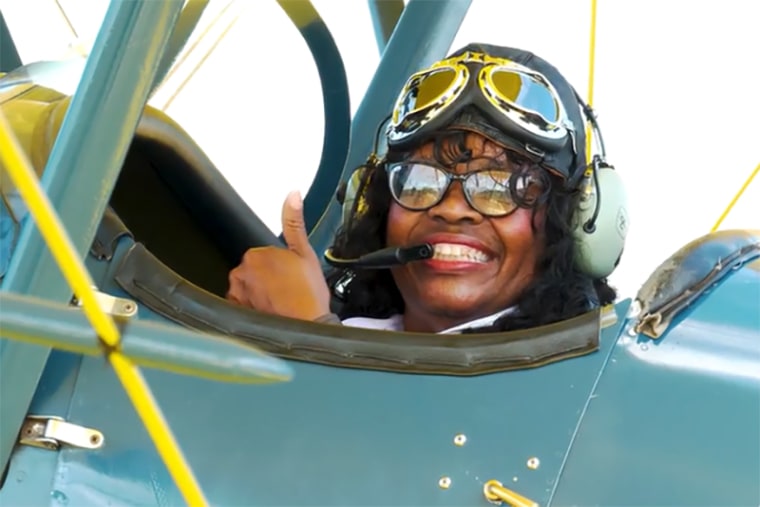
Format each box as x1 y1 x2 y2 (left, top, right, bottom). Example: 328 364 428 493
2 0 758 300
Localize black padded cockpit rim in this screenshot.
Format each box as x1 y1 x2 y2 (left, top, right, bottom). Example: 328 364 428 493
112 240 602 376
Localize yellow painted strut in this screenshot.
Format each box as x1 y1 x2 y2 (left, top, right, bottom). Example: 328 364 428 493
0 112 208 507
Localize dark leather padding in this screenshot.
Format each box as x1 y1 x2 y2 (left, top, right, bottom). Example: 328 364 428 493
108 107 282 296
110 238 601 376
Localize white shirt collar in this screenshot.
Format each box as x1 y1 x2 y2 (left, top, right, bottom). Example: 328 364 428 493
341 306 517 334
438 306 517 334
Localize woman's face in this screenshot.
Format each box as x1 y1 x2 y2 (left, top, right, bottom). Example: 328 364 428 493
386 132 546 333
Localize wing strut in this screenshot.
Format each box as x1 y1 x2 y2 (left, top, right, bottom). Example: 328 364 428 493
0 109 209 507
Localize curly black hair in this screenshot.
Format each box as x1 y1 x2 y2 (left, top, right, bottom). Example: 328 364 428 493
326 130 616 332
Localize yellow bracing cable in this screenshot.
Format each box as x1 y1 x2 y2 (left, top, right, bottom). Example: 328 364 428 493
585 0 598 165
157 1 235 99
711 162 759 232
583 0 757 235
162 9 242 111
0 113 208 507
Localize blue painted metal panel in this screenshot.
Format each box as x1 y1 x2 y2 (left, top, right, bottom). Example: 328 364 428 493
0 0 185 476
551 259 760 506
0 10 21 72
50 316 626 506
0 351 84 506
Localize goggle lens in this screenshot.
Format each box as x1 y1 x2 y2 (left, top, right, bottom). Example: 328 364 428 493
388 53 569 157
393 68 460 124
488 68 560 124
388 162 524 217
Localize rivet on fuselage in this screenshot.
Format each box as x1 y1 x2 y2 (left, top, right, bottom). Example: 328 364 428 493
526 457 540 470
438 476 452 489
453 433 467 446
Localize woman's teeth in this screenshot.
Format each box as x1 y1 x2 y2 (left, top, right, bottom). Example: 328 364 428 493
432 243 489 263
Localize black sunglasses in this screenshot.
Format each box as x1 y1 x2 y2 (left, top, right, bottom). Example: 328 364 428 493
387 162 541 217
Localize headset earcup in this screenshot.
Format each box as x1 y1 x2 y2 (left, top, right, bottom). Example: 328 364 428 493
574 167 629 279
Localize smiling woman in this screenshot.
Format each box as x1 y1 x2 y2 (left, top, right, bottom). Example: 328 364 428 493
381 132 554 333
1 1 759 505
227 43 627 334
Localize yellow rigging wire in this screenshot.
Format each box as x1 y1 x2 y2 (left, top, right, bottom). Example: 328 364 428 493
585 0 598 164
0 113 208 507
161 6 243 111
155 1 235 98
53 0 79 39
711 162 759 232
584 0 755 232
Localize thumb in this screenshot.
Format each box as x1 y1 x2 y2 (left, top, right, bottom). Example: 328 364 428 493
281 190 313 256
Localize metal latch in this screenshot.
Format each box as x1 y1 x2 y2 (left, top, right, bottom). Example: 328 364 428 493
71 288 137 319
19 415 105 450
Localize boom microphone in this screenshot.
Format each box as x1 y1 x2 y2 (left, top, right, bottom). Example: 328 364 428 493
324 243 434 269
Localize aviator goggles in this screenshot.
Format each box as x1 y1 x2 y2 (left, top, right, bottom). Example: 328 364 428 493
387 52 573 161
387 161 539 217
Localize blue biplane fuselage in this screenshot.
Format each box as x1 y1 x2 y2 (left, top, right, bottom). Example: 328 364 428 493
0 1 758 506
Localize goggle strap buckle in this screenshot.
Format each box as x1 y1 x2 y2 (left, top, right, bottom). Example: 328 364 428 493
524 144 545 158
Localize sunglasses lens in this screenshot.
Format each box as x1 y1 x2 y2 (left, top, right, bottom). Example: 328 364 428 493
388 163 448 210
463 170 517 216
393 68 459 125
389 164 531 217
489 68 561 124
